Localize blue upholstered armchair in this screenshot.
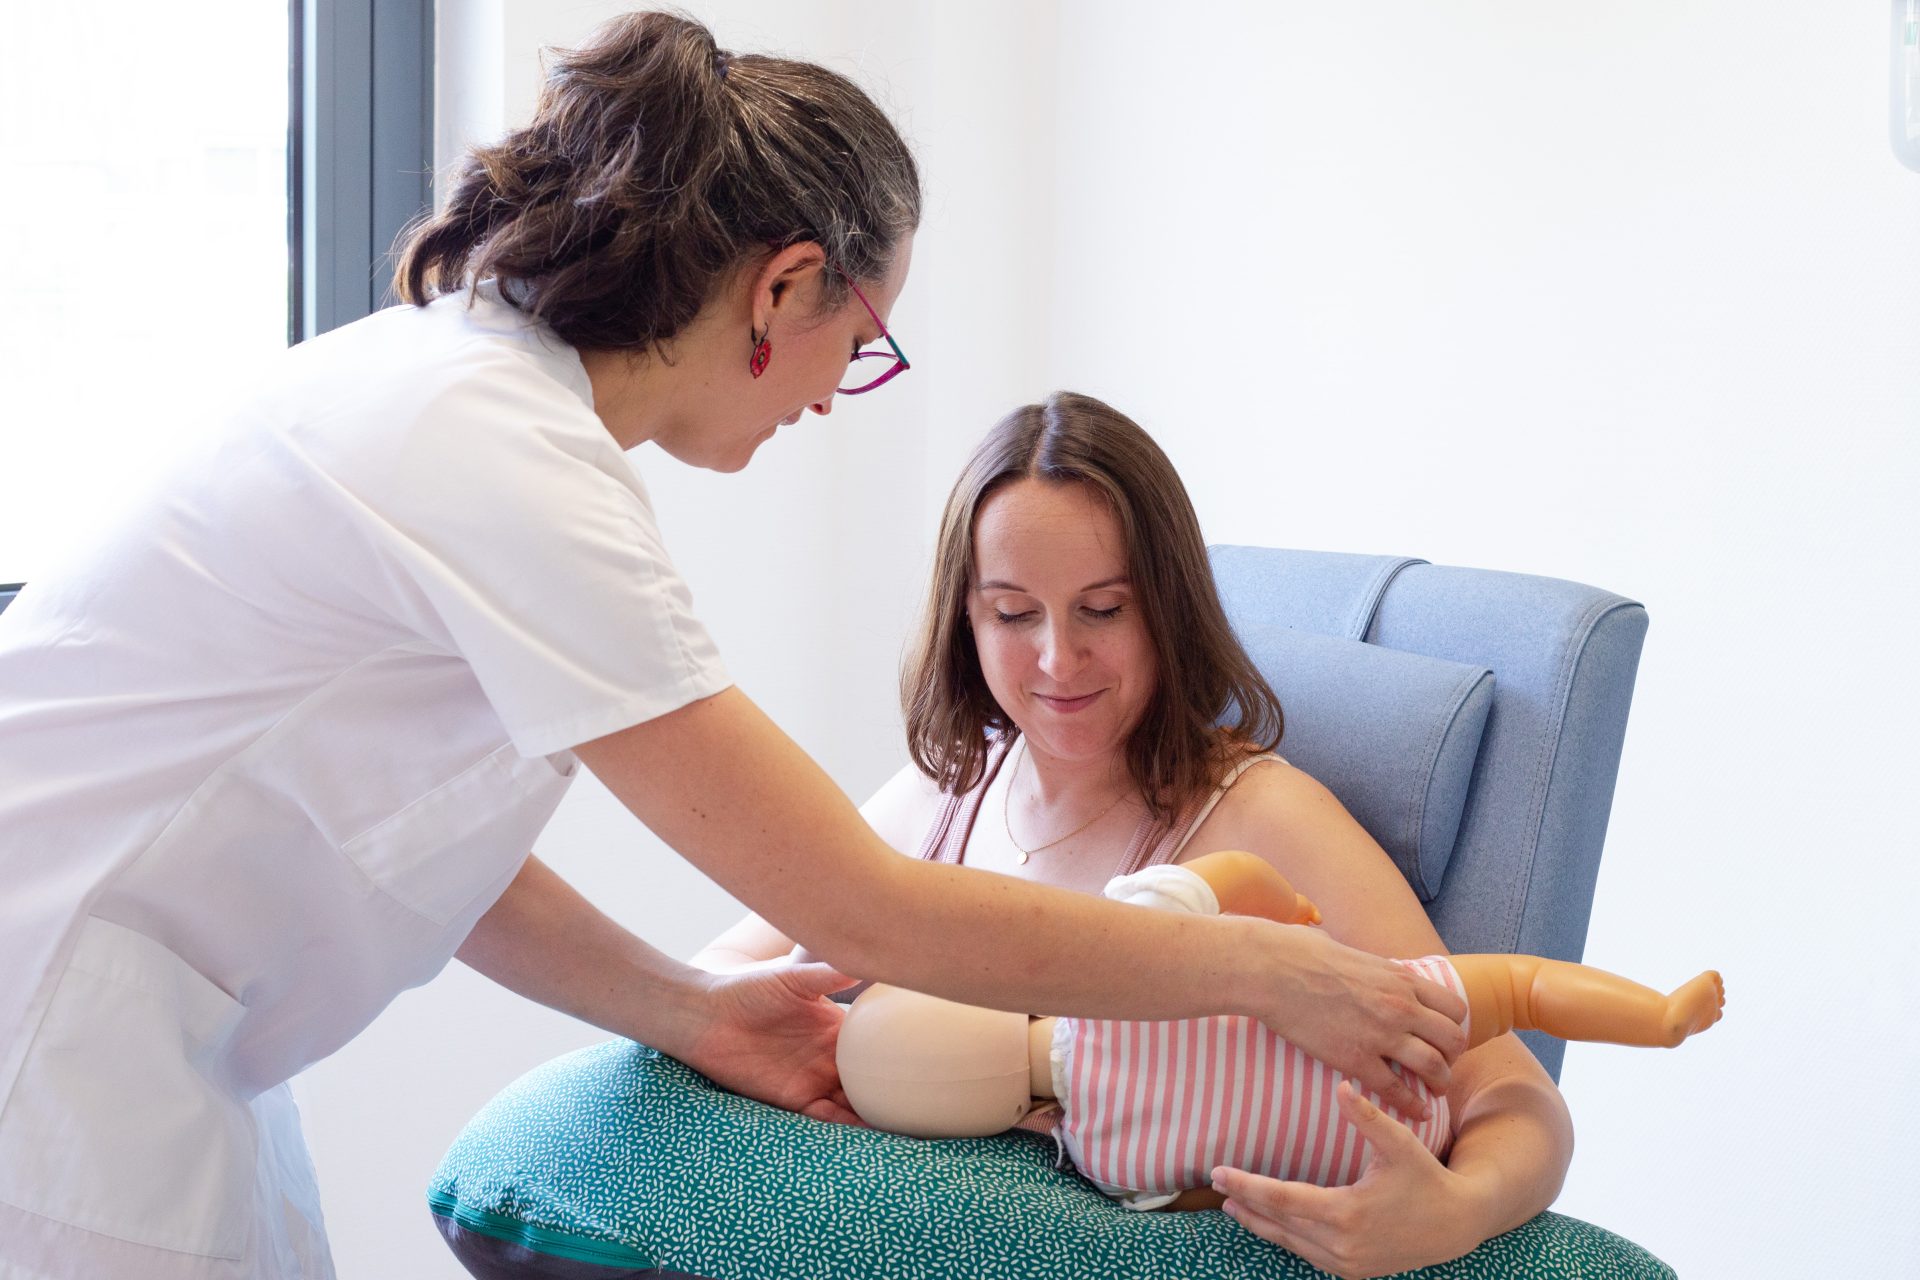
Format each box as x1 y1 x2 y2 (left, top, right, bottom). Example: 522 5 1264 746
428 548 1673 1279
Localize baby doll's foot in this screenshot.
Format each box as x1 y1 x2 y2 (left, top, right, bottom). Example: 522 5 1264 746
1660 970 1725 1046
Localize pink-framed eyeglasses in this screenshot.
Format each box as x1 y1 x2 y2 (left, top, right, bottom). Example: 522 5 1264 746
836 266 910 395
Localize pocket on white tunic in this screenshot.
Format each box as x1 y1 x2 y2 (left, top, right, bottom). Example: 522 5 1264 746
338 743 572 926
0 917 253 1259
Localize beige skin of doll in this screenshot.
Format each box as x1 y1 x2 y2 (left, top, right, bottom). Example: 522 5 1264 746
836 850 1724 1207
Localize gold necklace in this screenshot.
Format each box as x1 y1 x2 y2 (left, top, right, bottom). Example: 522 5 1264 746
1002 739 1129 864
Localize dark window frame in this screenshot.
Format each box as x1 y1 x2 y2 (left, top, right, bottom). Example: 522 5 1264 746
1895 2 1920 174
288 0 435 343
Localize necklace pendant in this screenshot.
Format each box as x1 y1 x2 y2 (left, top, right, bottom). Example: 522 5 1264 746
1017 848 1030 865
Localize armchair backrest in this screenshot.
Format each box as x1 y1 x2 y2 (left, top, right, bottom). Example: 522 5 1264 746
1209 546 1648 1081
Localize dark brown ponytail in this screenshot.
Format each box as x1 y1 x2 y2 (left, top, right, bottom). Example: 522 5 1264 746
394 11 920 352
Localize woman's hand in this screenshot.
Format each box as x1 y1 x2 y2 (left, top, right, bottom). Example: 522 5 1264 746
1211 1082 1486 1279
677 961 866 1125
1256 922 1468 1119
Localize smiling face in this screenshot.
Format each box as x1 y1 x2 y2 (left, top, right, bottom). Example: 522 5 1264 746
966 478 1159 769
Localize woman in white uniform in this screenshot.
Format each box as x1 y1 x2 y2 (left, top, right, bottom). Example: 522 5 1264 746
0 13 1466 1279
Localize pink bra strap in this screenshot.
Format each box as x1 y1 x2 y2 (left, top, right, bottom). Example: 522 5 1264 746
1114 752 1285 876
916 736 1018 864
1113 790 1205 878
914 792 965 863
1110 808 1165 879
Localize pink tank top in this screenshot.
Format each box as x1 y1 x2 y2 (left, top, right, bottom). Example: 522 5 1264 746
915 735 1457 1199
915 734 1264 872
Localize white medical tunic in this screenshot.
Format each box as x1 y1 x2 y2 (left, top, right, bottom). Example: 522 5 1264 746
0 288 730 1279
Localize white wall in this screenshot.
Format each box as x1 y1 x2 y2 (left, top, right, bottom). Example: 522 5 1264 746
302 5 1920 1277
1042 7 1919 1275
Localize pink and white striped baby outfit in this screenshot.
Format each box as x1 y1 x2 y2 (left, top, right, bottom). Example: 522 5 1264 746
1052 953 1463 1208
915 737 1465 1209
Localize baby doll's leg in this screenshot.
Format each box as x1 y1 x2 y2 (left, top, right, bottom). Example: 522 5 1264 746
1449 954 1724 1050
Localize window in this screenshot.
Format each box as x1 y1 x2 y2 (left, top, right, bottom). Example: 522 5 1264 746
0 1 431 585
294 0 435 340
1896 0 1920 173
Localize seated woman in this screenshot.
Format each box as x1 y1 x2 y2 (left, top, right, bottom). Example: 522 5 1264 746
692 391 1711 1269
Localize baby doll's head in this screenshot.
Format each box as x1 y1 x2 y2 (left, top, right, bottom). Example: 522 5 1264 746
836 984 1036 1137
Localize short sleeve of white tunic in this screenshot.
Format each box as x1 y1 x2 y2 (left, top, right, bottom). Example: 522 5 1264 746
268 286 731 756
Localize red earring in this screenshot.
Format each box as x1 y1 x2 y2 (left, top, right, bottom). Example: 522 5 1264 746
749 328 772 378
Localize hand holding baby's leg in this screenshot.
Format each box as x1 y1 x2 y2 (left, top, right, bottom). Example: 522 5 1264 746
1450 955 1724 1050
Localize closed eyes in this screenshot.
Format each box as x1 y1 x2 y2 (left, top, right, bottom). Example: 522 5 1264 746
992 605 1125 625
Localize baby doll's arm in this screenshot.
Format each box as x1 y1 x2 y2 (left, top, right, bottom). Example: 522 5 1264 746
1180 849 1322 925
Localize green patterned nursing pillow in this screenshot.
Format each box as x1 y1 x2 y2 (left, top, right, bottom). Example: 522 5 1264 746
430 1040 1676 1279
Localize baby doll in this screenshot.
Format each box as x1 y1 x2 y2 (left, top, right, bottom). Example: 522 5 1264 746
836 850 1724 1210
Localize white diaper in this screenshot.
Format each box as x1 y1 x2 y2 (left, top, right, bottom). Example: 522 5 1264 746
1100 863 1220 917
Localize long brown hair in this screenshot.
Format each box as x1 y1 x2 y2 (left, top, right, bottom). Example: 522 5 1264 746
903 393 1284 820
394 11 921 352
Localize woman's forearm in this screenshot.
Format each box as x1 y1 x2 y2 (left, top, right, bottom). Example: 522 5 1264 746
842 854 1292 1022
574 687 1297 1024
575 688 1467 1112
1443 1058 1576 1240
457 855 713 1061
